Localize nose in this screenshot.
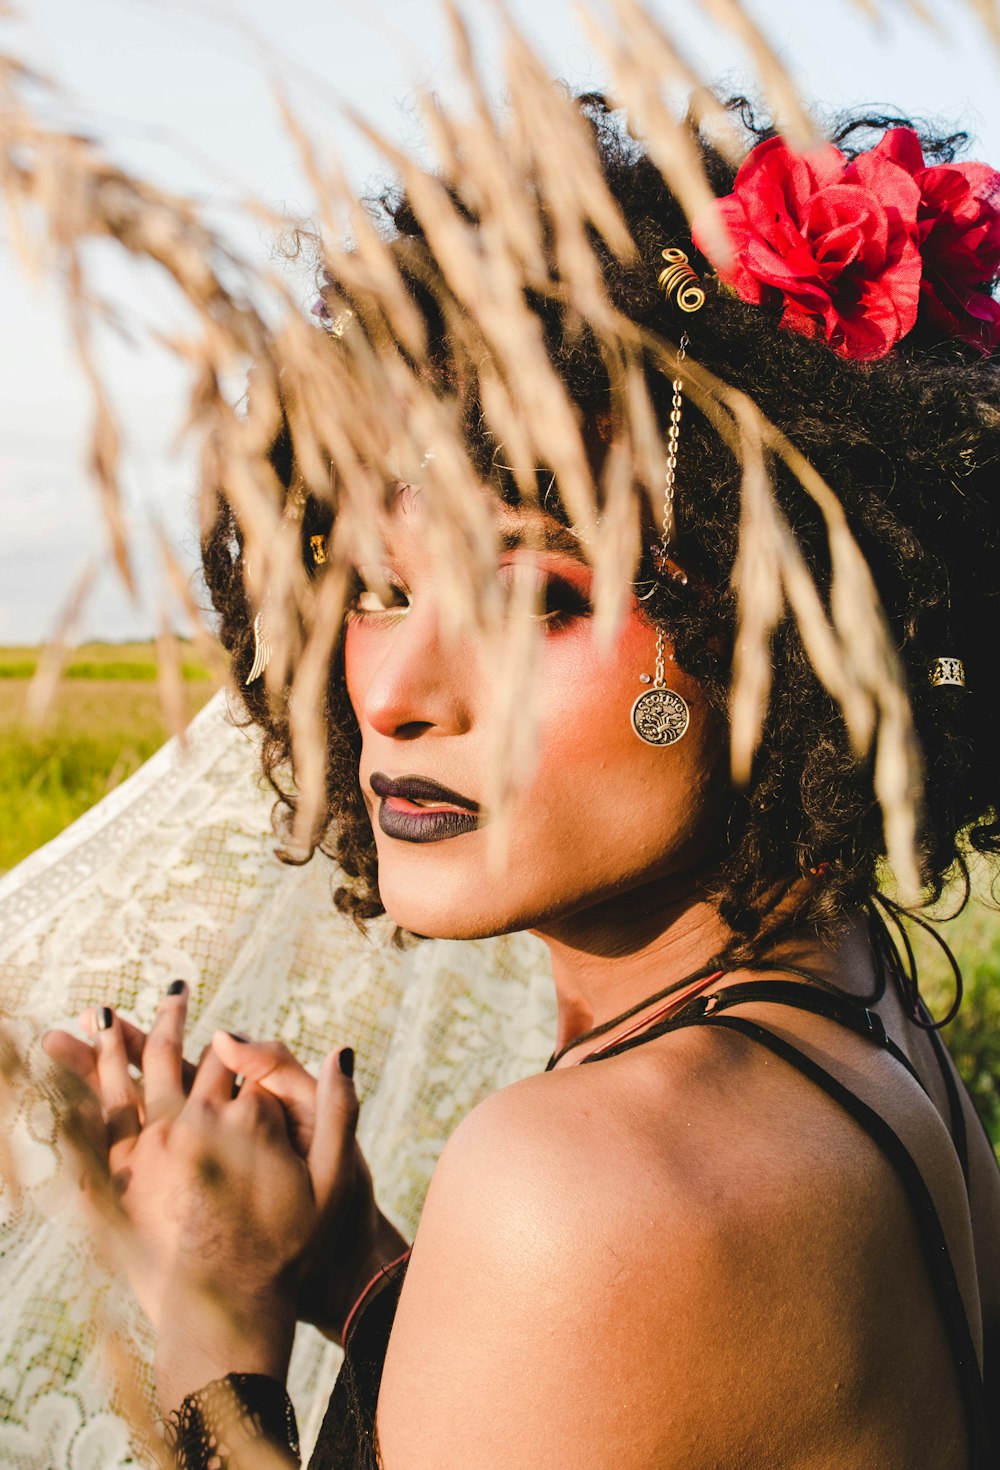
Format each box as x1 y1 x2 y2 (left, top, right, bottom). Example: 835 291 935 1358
354 603 476 741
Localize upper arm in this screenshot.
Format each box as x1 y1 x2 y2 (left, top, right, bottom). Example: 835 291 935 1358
372 1018 965 1470
373 1067 804 1470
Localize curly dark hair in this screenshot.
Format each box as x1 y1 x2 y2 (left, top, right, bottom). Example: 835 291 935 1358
201 96 1000 967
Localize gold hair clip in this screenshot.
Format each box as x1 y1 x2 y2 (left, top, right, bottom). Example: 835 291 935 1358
657 247 705 314
310 534 328 566
929 656 966 688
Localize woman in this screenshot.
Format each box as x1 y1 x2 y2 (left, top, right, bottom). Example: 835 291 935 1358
46 98 1000 1467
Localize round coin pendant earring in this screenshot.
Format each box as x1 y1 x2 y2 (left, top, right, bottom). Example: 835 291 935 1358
631 629 690 746
631 328 692 748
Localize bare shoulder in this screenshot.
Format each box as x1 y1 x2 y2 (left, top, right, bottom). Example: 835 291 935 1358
374 1030 946 1470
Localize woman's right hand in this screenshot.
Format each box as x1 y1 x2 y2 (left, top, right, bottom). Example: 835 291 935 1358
209 1029 409 1342
45 995 406 1346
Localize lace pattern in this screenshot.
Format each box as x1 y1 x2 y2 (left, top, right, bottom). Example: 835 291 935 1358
163 1374 299 1470
0 692 554 1467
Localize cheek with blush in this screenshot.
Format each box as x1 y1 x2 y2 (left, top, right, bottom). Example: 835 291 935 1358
524 606 728 870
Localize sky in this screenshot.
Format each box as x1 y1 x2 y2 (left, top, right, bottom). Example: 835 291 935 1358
2 0 1000 643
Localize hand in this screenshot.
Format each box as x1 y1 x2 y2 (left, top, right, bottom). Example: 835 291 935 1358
44 990 407 1344
210 1030 408 1343
41 984 375 1405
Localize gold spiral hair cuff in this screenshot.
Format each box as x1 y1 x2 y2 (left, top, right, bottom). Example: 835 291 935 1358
657 247 705 313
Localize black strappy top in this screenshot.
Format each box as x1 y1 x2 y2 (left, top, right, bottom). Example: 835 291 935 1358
172 974 998 1470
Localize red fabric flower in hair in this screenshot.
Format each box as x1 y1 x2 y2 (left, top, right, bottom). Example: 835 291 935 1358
692 135 923 359
873 128 1000 353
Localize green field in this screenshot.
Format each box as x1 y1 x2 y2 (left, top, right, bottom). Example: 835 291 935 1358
1 644 997 1152
899 886 1000 1152
0 642 219 875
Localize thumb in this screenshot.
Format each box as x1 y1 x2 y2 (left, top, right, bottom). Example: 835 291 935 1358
211 1031 317 1153
308 1047 360 1209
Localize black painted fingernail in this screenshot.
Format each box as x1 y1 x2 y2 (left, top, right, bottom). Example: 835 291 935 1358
97 1007 113 1032
166 980 187 997
227 1030 250 1044
339 1047 355 1079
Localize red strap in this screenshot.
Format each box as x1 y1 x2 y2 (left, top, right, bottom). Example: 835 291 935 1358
341 1248 412 1344
586 970 725 1060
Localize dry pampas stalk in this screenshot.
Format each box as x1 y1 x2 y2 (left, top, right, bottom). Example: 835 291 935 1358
0 0 933 897
2 0 989 1447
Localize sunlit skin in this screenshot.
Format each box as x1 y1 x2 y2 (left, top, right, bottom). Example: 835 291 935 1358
347 487 999 1468
41 486 1000 1468
345 487 736 1052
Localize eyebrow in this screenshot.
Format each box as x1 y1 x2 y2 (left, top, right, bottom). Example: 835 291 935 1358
493 512 586 560
387 487 588 561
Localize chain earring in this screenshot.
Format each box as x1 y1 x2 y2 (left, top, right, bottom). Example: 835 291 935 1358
630 330 692 748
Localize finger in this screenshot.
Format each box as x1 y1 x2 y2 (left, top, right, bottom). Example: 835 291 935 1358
85 1010 198 1092
80 1007 147 1076
308 1047 359 1208
90 1008 141 1158
227 1078 290 1143
42 1034 110 1166
79 1007 148 1125
212 1033 317 1153
109 1015 144 1070
42 1030 99 1092
142 981 189 1121
188 1043 237 1107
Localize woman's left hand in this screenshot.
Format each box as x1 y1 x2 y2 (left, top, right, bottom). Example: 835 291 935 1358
42 984 358 1406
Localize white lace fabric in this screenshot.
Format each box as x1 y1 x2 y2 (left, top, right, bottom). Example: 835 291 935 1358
0 691 553 1467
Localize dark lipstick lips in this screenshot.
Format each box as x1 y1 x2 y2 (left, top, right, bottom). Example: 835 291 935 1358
370 772 480 810
370 771 481 843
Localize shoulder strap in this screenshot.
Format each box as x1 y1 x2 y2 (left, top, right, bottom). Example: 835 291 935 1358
688 1014 991 1469
588 974 976 1190
924 1020 971 1186
684 978 925 1088
581 979 990 1464
697 978 971 1189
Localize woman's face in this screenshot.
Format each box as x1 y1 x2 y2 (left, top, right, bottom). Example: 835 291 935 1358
343 489 730 940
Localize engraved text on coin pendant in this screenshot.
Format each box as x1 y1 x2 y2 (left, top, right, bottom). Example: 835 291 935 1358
630 687 690 746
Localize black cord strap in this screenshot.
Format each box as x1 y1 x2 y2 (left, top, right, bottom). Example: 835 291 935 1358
688 1015 990 1470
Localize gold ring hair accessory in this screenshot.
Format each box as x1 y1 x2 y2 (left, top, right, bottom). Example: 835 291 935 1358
657 247 705 314
929 656 966 688
310 534 328 566
631 330 692 747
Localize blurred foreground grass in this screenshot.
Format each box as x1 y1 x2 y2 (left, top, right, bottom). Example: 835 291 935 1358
0 642 220 875
0 642 997 1153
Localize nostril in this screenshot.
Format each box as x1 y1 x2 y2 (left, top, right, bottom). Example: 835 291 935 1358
392 721 437 740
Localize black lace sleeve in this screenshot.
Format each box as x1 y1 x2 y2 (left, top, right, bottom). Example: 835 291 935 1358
308 1258 409 1470
162 1373 300 1469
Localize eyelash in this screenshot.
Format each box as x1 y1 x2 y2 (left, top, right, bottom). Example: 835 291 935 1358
499 566 592 626
344 567 592 628
344 571 410 625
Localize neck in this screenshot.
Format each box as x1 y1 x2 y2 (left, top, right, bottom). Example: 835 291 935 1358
534 873 876 1056
532 867 734 1053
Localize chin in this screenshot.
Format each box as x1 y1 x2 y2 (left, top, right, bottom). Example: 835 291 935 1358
375 862 530 942
379 891 521 942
